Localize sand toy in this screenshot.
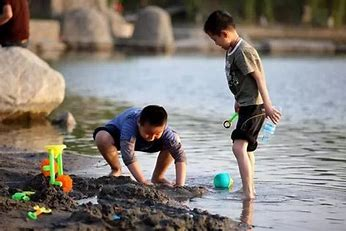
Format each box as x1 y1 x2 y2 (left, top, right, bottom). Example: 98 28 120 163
40 145 73 192
11 191 35 202
27 205 52 220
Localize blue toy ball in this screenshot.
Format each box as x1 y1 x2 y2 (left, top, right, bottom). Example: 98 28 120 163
213 172 233 189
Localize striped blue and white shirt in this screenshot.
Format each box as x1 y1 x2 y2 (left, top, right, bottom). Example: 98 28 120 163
106 108 186 166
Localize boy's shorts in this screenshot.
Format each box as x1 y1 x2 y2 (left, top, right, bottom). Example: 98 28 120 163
231 104 266 152
93 124 163 153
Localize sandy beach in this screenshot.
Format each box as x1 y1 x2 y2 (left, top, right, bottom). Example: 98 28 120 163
0 147 240 230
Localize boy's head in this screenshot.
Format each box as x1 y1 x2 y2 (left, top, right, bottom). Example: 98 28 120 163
138 105 167 142
204 10 237 50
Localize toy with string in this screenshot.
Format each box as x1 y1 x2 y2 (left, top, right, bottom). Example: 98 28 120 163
223 112 238 128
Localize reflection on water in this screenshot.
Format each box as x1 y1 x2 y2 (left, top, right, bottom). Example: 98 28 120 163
49 95 133 155
0 120 63 151
1 54 346 230
241 200 254 230
186 120 346 231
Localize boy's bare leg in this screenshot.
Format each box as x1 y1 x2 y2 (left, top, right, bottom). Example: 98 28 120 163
233 140 255 199
151 149 174 185
95 130 122 176
247 151 256 194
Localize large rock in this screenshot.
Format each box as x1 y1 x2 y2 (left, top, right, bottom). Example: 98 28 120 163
30 0 108 18
51 0 108 16
29 19 66 60
0 47 65 122
266 39 336 54
106 10 134 39
128 6 175 52
61 8 113 51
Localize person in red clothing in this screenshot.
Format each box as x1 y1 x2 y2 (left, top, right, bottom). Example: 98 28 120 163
0 0 30 47
113 0 124 14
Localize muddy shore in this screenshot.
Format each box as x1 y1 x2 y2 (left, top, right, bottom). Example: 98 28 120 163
0 147 240 230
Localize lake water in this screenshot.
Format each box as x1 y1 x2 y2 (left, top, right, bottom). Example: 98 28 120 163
1 53 346 230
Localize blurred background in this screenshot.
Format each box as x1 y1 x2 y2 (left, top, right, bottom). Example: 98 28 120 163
25 0 346 59
31 0 346 26
0 1 345 230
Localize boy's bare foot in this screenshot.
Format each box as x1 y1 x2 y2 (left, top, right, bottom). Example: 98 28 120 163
238 187 256 195
242 194 255 200
109 170 121 177
237 188 256 199
243 190 255 200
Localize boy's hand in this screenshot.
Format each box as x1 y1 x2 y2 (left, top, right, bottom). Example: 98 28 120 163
142 180 153 186
127 161 147 184
234 101 240 112
265 106 281 124
173 182 184 188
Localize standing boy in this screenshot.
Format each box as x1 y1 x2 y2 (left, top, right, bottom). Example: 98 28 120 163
93 105 186 186
204 10 281 199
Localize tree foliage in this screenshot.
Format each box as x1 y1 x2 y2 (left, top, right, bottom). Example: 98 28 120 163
115 0 345 27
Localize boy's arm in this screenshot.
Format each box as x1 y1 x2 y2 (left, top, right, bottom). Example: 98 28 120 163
127 162 151 185
251 70 281 124
120 119 151 185
164 131 186 186
234 101 240 112
120 141 151 185
175 161 186 186
0 4 12 25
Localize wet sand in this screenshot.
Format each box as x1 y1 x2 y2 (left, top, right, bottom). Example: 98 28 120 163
0 147 239 230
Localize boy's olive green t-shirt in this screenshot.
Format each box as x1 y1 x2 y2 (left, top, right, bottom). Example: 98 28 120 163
225 39 264 106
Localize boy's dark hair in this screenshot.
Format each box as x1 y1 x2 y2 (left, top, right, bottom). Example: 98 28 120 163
204 10 235 36
139 105 167 126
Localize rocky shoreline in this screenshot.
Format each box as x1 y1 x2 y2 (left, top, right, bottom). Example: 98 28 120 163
0 148 240 230
26 3 346 60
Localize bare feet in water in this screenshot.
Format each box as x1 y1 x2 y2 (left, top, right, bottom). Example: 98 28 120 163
237 187 256 199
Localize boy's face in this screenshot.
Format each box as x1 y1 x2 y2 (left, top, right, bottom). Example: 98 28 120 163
138 122 165 142
208 31 232 50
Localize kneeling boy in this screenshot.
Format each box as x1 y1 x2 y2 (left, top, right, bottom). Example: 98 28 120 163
93 105 186 186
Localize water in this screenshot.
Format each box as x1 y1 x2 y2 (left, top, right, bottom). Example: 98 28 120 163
1 53 346 230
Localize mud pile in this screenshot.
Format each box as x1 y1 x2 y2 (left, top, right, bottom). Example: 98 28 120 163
0 151 239 230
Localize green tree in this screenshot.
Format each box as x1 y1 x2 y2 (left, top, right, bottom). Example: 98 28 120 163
332 0 346 27
262 0 274 23
244 0 256 23
183 0 204 22
308 0 329 26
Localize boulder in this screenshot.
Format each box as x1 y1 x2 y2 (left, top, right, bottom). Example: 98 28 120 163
30 0 108 18
0 47 65 122
29 19 66 60
51 111 77 133
106 10 134 39
128 6 175 52
61 8 113 51
51 0 108 16
267 39 336 54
